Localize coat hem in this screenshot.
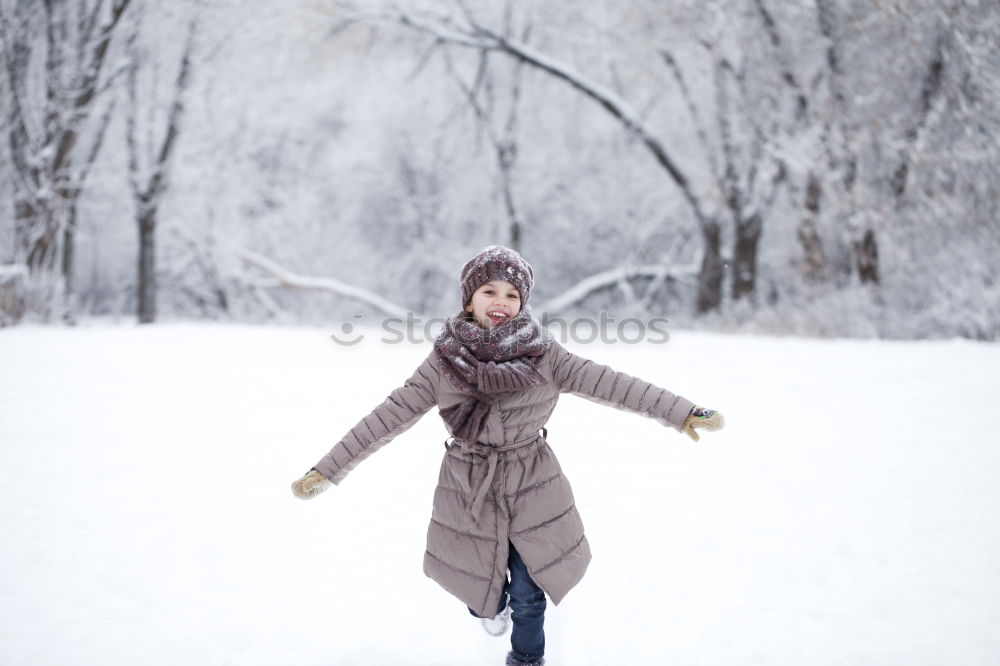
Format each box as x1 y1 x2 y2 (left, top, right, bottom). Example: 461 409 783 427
534 534 587 576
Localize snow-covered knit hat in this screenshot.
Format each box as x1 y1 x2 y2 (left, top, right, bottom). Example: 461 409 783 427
460 245 535 306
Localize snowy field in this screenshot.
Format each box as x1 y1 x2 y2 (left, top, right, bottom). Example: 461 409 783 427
1 323 999 666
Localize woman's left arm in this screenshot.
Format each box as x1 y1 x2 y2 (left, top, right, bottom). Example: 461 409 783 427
548 340 722 438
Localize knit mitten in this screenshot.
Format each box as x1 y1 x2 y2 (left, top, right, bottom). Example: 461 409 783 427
291 470 332 499
682 406 725 442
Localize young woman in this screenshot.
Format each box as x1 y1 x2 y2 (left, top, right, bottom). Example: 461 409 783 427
292 245 725 665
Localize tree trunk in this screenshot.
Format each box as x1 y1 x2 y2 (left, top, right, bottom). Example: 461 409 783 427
499 141 522 253
509 218 521 254
854 229 879 285
138 210 156 324
126 17 196 325
797 172 826 281
61 208 77 323
13 199 35 264
62 219 74 296
697 222 724 313
26 207 59 276
731 213 762 301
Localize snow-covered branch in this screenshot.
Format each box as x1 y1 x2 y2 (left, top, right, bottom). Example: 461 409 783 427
232 247 410 319
0 264 29 281
536 263 698 314
387 5 715 229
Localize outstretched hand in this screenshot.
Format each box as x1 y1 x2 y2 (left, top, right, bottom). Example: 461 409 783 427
682 406 725 442
291 469 332 500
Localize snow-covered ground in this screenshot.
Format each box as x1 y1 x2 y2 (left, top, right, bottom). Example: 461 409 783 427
1 323 998 666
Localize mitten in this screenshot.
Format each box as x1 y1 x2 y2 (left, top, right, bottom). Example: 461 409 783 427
291 469 332 500
682 406 725 442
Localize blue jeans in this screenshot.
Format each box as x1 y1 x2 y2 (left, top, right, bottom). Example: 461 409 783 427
469 542 546 662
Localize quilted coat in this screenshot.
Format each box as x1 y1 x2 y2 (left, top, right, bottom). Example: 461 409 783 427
313 340 695 618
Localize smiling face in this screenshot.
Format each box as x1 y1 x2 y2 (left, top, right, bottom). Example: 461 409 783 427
464 280 522 329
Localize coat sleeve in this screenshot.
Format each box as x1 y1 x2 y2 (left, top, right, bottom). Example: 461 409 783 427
547 340 695 432
312 350 440 484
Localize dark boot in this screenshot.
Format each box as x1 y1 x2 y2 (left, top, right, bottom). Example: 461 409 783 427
506 651 545 666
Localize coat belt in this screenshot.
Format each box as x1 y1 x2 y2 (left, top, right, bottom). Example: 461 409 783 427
444 428 548 518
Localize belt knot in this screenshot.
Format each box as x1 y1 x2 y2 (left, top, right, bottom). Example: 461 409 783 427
441 428 548 518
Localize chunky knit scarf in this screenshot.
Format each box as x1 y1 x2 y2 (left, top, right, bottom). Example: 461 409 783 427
434 305 553 442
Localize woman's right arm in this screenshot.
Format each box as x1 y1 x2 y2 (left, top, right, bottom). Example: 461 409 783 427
305 349 440 489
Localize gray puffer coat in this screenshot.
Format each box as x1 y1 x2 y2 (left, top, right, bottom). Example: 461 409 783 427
313 340 694 617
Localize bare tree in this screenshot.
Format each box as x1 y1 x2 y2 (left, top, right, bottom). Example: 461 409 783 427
811 0 867 284
437 1 530 253
124 13 196 323
0 0 130 321
661 40 785 308
379 4 731 312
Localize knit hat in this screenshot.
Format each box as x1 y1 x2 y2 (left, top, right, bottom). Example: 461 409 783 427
460 245 534 307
